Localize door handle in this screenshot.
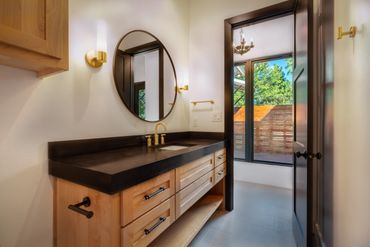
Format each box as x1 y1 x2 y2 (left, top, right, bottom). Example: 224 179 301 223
308 152 322 160
295 151 322 160
295 151 308 159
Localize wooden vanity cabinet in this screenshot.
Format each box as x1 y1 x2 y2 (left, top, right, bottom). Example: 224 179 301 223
54 149 227 247
55 179 121 247
176 170 214 218
122 197 176 247
0 0 68 76
215 148 226 167
121 171 175 226
175 154 214 192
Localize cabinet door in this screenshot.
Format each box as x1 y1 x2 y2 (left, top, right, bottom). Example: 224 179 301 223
0 0 65 58
215 148 226 167
175 154 214 192
175 170 214 218
121 170 175 226
122 197 175 247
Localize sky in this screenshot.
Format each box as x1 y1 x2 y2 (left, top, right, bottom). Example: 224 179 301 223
266 57 292 80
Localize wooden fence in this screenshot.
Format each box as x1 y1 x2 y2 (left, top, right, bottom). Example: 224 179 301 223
234 105 293 157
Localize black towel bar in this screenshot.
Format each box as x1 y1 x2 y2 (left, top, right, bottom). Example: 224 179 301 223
68 197 94 219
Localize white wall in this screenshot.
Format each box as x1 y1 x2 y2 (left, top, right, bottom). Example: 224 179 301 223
235 161 293 189
0 0 190 246
119 32 156 51
163 54 177 115
233 15 294 63
188 0 286 132
334 0 370 245
0 0 296 245
144 50 160 120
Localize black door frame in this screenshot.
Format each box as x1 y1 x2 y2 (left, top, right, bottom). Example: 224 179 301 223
312 0 334 246
224 1 295 211
224 1 333 246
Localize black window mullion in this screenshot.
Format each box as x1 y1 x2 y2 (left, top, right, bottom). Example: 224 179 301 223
245 60 253 162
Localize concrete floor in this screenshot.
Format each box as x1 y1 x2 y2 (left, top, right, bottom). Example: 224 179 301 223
189 181 296 247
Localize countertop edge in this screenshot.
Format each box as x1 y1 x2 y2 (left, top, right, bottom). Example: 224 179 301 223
49 139 225 194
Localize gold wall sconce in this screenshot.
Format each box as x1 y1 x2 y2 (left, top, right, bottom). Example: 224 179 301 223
177 85 189 93
337 26 357 40
85 50 107 68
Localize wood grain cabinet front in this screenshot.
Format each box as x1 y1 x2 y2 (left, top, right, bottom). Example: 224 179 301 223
215 148 226 167
175 170 214 218
214 162 227 184
54 150 226 247
121 170 175 226
175 154 214 192
0 0 68 76
55 179 121 247
122 197 175 247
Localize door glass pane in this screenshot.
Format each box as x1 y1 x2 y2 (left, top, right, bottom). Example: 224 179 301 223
253 57 293 164
233 64 246 159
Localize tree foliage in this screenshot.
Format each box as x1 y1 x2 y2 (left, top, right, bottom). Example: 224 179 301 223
233 57 293 108
253 58 293 105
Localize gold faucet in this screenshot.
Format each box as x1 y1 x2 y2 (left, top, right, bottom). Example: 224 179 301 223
154 122 167 146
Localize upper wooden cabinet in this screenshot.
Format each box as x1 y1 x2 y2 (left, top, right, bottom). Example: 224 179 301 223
0 0 68 77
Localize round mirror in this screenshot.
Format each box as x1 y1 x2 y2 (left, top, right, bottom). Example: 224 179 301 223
113 30 177 122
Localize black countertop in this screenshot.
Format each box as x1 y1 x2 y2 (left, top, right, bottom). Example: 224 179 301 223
49 132 225 194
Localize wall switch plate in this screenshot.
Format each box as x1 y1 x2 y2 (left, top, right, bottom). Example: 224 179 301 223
212 112 223 122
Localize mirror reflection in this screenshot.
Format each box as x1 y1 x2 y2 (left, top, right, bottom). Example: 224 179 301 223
114 31 177 122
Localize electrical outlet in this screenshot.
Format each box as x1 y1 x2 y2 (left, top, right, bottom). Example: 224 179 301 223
212 112 223 122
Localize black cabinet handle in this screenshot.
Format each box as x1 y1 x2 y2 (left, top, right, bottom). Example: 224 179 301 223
144 217 166 235
217 171 224 176
144 187 166 200
217 155 224 159
68 197 94 219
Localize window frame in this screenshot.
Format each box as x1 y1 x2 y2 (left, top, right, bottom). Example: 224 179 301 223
234 53 293 166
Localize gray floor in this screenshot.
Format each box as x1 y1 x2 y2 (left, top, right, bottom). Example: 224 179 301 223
189 181 296 247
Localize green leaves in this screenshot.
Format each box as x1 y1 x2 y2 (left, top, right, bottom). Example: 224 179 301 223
233 57 293 108
253 57 292 106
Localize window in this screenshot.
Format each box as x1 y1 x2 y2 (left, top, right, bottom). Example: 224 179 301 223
233 55 293 165
233 64 246 159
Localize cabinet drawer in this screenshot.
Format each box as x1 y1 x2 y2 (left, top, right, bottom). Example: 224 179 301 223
176 171 214 218
121 170 175 226
122 197 175 247
215 162 227 184
176 154 214 192
215 148 226 167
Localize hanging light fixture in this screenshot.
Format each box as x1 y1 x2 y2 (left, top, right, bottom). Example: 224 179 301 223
233 28 254 55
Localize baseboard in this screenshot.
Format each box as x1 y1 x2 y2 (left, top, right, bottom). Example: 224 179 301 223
234 160 293 189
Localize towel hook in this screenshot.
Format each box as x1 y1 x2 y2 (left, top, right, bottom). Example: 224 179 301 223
337 26 357 40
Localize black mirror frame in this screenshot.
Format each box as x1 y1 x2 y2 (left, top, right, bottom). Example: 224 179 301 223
113 30 178 123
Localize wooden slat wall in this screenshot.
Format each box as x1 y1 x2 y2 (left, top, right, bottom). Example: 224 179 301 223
234 105 293 156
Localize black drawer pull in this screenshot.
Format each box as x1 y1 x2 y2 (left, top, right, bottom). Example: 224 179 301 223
217 171 224 176
217 155 224 159
144 187 166 200
68 197 94 219
144 217 166 235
